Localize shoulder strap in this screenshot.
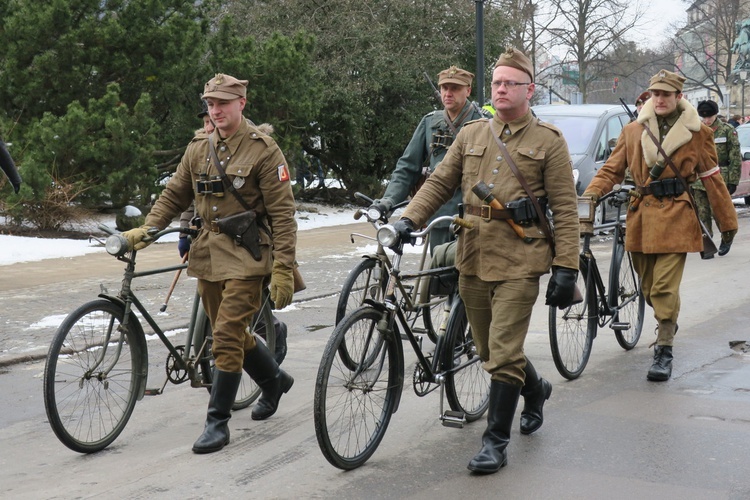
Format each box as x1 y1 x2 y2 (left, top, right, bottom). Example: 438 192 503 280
488 120 555 254
208 134 252 211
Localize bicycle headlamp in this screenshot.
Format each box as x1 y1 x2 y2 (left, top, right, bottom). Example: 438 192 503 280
105 234 130 257
377 224 399 248
367 206 383 221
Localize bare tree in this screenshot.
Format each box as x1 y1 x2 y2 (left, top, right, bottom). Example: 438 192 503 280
535 0 646 102
671 0 750 101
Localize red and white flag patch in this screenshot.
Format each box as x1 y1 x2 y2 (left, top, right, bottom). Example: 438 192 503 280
277 164 290 182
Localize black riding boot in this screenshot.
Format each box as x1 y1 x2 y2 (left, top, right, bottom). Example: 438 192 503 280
273 317 288 365
520 359 552 435
192 370 242 454
467 381 521 474
243 341 294 420
647 345 673 381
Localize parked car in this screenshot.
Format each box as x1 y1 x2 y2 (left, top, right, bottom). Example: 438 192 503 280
532 104 634 195
734 123 750 204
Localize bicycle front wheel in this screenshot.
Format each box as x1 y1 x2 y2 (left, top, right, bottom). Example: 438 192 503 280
441 297 490 421
43 300 142 453
314 306 400 470
548 259 597 379
335 257 385 324
611 245 645 350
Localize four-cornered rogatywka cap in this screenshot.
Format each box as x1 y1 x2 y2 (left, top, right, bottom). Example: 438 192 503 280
647 70 686 93
202 73 248 100
437 66 474 87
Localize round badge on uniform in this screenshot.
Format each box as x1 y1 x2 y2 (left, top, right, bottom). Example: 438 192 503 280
233 177 245 189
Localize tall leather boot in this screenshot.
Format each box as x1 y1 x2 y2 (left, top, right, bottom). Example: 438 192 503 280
519 358 552 435
192 370 242 454
647 345 673 381
467 381 521 474
243 340 294 420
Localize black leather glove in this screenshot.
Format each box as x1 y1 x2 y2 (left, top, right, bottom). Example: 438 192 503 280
370 199 393 217
545 266 578 309
392 218 416 249
178 236 191 258
727 183 737 195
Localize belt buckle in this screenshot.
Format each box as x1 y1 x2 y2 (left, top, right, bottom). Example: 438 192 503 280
210 220 220 233
480 205 492 221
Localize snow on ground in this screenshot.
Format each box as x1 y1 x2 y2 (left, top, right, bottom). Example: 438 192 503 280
0 203 364 266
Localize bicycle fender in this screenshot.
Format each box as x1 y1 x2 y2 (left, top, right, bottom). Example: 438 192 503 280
97 293 150 401
389 327 405 415
363 298 388 313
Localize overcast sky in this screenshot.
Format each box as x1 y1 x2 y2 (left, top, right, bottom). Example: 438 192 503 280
628 0 690 50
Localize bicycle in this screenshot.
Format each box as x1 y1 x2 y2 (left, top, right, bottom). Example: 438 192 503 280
314 215 490 470
336 192 452 344
549 184 645 380
43 225 275 453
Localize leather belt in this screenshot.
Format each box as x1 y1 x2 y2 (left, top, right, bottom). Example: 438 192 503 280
464 204 512 221
636 185 654 196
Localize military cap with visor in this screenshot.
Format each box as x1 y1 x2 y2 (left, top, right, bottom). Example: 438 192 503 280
635 91 651 106
494 47 534 81
648 69 686 93
202 73 248 100
697 100 719 118
437 66 474 87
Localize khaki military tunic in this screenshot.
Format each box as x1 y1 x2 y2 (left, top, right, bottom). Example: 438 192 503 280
403 110 580 280
146 119 297 281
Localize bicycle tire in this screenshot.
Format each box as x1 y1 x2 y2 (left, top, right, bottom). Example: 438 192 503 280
43 299 142 453
335 257 385 324
441 297 490 422
418 275 451 344
611 245 645 350
548 259 597 379
314 306 400 470
194 291 275 410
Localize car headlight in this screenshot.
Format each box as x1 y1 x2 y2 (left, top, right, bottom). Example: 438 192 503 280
105 234 129 257
377 224 399 248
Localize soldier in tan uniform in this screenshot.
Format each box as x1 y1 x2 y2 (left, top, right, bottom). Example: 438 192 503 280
584 70 738 382
395 48 580 474
123 74 297 453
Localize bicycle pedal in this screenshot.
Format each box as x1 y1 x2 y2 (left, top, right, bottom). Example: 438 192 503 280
611 322 631 331
441 410 466 428
143 388 162 396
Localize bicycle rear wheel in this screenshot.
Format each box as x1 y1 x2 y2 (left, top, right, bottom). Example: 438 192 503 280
43 300 142 453
548 259 597 379
314 306 400 470
418 275 451 344
611 245 645 350
195 291 275 410
441 297 490 421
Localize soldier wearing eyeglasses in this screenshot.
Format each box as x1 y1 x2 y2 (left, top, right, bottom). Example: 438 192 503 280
394 47 580 474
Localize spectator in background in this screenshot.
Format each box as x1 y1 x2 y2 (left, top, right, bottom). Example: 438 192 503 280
635 91 651 117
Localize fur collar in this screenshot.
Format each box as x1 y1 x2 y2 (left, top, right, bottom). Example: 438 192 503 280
636 98 701 167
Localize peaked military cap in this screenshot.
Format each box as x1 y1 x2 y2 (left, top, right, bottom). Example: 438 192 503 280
697 100 719 117
437 66 474 87
494 47 534 81
202 73 248 100
635 91 651 106
648 69 685 93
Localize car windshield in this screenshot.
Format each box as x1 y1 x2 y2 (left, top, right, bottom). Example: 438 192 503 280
533 115 599 154
737 127 750 148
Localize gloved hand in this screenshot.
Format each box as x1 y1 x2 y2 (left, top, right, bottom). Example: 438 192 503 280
369 198 393 218
727 183 737 195
545 266 578 309
270 260 295 310
392 218 416 249
12 181 21 194
177 236 191 258
719 229 737 256
121 225 156 251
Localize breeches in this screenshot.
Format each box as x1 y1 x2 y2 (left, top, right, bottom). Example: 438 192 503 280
630 252 686 328
458 274 540 386
198 278 262 373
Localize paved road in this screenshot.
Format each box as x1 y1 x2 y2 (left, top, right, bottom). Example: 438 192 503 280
1 212 750 499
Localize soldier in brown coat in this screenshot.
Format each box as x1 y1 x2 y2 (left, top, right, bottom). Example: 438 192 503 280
395 48 580 474
584 69 738 382
123 74 297 453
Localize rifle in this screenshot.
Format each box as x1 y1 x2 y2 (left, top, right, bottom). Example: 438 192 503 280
619 97 636 122
423 71 442 106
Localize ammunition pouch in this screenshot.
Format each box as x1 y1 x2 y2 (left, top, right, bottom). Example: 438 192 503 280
215 210 262 261
430 128 454 155
504 196 548 226
639 178 685 198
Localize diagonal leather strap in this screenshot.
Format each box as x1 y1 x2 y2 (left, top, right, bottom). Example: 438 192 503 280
208 134 252 211
488 120 555 255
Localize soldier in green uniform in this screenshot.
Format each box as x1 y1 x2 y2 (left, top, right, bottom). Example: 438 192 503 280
584 70 738 382
690 99 741 257
123 74 297 454
371 65 489 252
393 48 580 474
